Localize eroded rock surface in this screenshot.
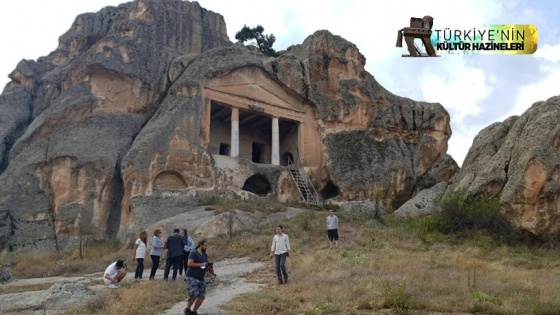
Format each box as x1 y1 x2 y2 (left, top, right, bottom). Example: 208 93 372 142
0 1 457 253
448 96 560 239
0 0 230 253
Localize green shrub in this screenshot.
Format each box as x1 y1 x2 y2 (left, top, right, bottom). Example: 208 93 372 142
381 280 412 312
435 189 515 244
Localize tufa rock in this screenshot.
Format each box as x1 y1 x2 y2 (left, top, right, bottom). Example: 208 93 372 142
448 96 560 240
0 2 456 253
394 181 448 218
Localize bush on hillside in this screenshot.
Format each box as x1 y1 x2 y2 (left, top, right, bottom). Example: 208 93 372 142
435 189 515 244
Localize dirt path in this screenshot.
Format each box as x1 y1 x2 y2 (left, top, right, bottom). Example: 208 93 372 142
0 257 265 315
160 257 264 315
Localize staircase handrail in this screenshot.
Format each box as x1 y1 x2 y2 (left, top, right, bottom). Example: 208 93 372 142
286 153 318 204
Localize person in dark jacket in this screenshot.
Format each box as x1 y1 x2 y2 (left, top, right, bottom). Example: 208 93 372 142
163 228 185 281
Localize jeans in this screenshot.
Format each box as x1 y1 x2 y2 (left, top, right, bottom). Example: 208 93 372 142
274 253 288 283
149 255 160 279
135 258 144 279
163 255 182 280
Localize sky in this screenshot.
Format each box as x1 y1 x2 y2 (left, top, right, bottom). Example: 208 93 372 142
1 0 559 167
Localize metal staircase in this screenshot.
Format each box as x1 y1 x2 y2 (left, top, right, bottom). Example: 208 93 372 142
287 156 318 205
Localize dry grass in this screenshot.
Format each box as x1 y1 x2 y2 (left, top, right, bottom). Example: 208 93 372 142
219 211 560 315
0 282 53 294
66 281 185 315
3 207 560 314
210 197 313 215
0 239 130 278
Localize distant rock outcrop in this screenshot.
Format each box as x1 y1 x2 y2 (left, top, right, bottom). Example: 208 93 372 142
448 96 560 240
0 0 457 253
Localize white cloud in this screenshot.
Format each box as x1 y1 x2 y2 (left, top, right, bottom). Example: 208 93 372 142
0 0 125 86
501 65 560 119
448 124 484 167
534 43 560 63
419 63 491 125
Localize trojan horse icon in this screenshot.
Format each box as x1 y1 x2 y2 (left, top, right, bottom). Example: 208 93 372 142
396 16 438 57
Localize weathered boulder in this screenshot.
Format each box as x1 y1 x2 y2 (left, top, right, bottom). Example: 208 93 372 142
0 266 15 283
42 281 96 311
0 281 95 313
394 182 448 218
448 96 560 240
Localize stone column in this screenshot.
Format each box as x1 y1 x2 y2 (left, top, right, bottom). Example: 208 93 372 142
272 117 279 165
203 99 211 146
230 107 239 157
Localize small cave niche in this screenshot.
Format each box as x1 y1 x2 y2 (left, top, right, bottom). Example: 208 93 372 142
320 181 340 200
280 152 294 166
153 171 187 190
242 174 272 196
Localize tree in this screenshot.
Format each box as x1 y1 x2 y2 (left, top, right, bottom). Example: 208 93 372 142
235 25 279 57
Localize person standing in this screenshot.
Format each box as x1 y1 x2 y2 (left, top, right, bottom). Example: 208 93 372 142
185 240 209 315
132 231 148 281
270 225 290 285
164 228 185 281
103 260 128 288
149 229 164 280
326 210 339 249
181 229 195 280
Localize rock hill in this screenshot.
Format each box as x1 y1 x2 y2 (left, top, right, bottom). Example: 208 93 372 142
0 0 458 253
448 96 560 241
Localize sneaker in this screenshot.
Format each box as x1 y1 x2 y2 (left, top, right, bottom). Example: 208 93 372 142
184 308 192 315
108 283 120 289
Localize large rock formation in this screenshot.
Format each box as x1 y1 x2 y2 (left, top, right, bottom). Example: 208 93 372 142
282 31 458 204
448 96 560 240
0 0 457 253
0 0 230 252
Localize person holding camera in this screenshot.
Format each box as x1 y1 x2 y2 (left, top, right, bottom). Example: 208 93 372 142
184 240 209 315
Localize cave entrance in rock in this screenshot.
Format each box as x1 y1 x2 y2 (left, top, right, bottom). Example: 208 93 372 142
242 174 272 196
320 181 340 200
208 101 299 165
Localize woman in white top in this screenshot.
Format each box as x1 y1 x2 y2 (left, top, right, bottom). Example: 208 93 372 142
132 231 148 281
270 225 291 284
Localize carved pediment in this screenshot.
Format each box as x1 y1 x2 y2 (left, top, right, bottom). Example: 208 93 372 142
204 67 305 114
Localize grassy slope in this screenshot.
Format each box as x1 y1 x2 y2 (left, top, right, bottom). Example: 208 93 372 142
2 205 560 315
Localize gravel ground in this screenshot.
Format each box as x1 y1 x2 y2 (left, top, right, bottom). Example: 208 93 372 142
160 257 265 315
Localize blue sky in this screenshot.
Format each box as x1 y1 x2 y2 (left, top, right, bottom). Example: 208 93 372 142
1 0 558 166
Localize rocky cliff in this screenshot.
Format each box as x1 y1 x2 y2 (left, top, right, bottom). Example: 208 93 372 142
0 0 457 253
448 96 560 240
0 0 230 252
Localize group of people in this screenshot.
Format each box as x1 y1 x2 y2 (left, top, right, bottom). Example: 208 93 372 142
103 227 209 315
103 210 340 314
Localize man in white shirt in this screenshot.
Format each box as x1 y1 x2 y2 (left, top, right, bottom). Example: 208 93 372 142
103 260 128 288
326 210 339 249
270 225 290 284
